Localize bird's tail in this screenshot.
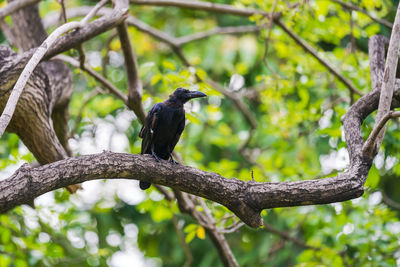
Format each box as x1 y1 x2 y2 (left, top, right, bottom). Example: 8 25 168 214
139 181 151 190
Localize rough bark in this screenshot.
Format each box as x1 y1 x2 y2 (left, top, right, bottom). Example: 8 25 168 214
368 5 400 156
0 46 69 164
0 32 397 227
0 0 397 232
0 2 75 192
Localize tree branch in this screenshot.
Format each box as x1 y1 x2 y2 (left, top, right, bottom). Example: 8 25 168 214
116 21 146 123
363 111 400 154
365 3 400 158
171 213 193 267
382 192 400 210
0 0 110 138
175 25 265 46
55 54 129 103
173 191 239 267
368 35 388 91
130 0 269 17
274 19 362 96
207 79 258 129
0 0 40 20
1 31 399 230
127 0 364 97
43 7 265 48
263 223 318 250
43 0 129 59
0 145 367 229
330 0 393 28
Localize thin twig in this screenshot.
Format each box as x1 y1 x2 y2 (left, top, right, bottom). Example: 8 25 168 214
154 185 175 201
171 213 193 267
206 79 258 129
260 0 278 64
44 2 361 98
173 191 239 266
219 222 245 234
55 54 128 103
176 25 265 46
275 19 362 96
382 191 400 210
130 0 269 17
80 0 109 25
102 30 119 78
348 10 357 54
117 21 146 123
198 198 216 226
58 0 67 24
44 7 266 49
363 111 400 154
77 44 86 70
330 0 393 28
263 222 319 250
71 89 100 136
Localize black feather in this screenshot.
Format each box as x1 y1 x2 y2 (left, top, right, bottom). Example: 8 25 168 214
138 88 206 190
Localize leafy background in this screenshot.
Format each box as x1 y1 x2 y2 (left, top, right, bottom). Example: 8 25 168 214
0 0 400 266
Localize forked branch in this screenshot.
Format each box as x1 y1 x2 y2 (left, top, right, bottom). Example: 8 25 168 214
0 0 111 138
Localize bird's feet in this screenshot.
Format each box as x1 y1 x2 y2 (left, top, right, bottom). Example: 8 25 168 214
151 151 161 162
169 155 179 164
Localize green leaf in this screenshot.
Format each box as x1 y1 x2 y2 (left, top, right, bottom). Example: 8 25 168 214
162 60 176 71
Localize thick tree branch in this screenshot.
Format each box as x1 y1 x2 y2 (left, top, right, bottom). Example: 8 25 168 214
0 52 385 228
368 35 388 91
43 0 129 59
0 0 109 138
365 4 400 158
0 141 371 229
0 0 40 19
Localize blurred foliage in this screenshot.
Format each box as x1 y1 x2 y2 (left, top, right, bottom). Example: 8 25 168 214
1 0 400 266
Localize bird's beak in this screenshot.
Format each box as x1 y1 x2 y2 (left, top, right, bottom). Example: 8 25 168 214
187 91 207 99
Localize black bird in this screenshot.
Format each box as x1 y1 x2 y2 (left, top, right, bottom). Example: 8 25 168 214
138 88 207 190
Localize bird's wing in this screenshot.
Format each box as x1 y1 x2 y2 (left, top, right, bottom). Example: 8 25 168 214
139 103 162 154
169 114 185 153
